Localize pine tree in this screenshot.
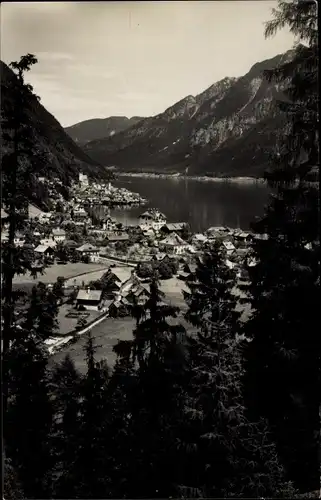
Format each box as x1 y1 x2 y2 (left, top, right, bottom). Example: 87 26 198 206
181 244 294 498
3 457 25 500
4 282 59 497
5 319 55 497
68 333 111 498
242 0 319 492
2 53 48 416
50 354 84 498
23 282 59 340
181 244 242 496
112 273 188 498
104 351 138 498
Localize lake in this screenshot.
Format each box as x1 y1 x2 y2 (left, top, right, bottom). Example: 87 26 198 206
112 176 271 232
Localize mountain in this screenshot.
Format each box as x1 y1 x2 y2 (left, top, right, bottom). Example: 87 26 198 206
0 60 110 188
65 116 145 145
84 50 294 178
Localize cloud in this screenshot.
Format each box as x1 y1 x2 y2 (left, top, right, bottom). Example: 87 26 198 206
117 91 159 102
36 51 75 62
67 63 118 80
2 1 295 126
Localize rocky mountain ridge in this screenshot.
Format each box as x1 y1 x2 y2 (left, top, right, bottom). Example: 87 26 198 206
65 116 145 145
83 50 294 177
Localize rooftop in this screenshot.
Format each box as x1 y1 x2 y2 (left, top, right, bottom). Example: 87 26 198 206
52 228 66 236
193 233 207 241
223 241 235 251
106 233 129 242
160 232 188 246
76 244 99 252
77 289 103 302
163 222 187 231
207 226 229 234
1 208 8 219
35 244 51 253
109 267 133 284
140 208 167 220
28 204 45 219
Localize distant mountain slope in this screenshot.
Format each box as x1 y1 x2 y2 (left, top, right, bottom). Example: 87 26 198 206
65 116 145 145
84 50 294 178
0 60 109 188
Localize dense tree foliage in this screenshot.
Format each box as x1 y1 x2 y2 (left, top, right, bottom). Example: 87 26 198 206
182 244 294 498
136 257 179 279
242 0 320 492
3 2 318 496
5 284 58 498
2 55 46 416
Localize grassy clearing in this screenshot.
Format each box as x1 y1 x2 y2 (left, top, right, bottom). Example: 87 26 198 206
13 262 109 285
57 305 102 335
50 275 250 372
50 317 136 373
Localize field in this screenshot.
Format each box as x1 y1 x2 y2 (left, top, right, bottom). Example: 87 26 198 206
64 265 132 287
24 263 250 373
57 305 102 335
50 317 136 372
13 262 110 286
50 275 251 372
50 276 194 372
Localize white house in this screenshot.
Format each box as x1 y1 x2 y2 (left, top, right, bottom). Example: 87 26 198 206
76 243 100 262
159 232 190 255
222 240 235 256
76 288 103 311
192 233 208 247
34 244 55 258
51 228 66 243
79 173 89 187
225 259 236 269
139 208 167 231
14 233 25 247
73 209 89 224
40 238 57 248
39 212 52 222
102 217 117 231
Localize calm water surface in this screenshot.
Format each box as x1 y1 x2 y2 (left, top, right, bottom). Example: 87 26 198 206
112 176 271 232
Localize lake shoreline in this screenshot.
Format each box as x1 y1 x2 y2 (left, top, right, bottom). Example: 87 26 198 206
115 172 265 184
112 175 270 232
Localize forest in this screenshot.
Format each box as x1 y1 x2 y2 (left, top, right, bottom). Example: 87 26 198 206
2 1 319 498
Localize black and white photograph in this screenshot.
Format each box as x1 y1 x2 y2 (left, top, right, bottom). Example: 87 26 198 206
1 1 319 498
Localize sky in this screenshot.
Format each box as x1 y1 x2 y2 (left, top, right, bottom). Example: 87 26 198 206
1 1 295 128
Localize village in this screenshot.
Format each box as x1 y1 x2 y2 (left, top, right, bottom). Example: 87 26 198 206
1 172 264 355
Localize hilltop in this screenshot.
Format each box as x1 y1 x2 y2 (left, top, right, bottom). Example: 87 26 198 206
0 60 111 198
83 50 294 178
65 116 145 145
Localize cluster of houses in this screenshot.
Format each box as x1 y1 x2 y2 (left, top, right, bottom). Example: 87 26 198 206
72 173 147 206
1 193 264 277
1 173 269 316
71 219 267 320
74 266 151 317
0 173 148 267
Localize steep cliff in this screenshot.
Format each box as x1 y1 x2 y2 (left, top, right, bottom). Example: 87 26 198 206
0 60 109 186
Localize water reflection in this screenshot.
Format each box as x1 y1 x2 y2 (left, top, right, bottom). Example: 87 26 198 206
111 176 270 231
